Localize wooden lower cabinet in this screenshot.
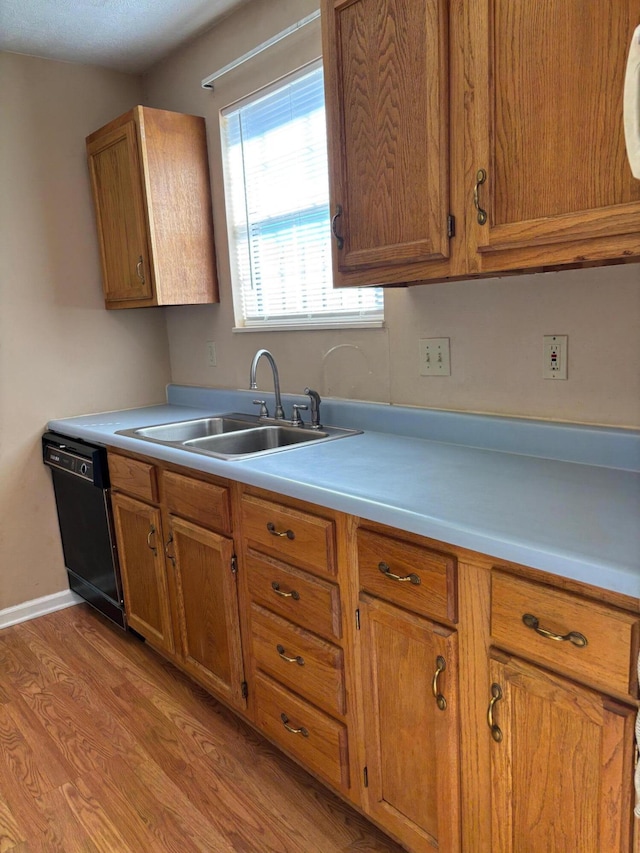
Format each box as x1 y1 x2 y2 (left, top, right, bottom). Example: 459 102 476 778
111 491 174 654
488 650 636 853
107 458 639 853
359 593 461 853
170 515 246 710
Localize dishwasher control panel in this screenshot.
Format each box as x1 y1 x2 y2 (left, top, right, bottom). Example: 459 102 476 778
44 445 94 481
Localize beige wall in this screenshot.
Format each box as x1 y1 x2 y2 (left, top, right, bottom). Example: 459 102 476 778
0 52 172 610
145 0 640 428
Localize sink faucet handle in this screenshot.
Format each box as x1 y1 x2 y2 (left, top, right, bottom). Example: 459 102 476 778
304 388 322 429
253 399 269 418
291 404 308 427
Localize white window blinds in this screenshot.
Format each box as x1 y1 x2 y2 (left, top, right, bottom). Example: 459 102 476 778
220 61 383 329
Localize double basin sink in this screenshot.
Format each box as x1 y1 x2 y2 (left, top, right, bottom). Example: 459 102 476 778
116 413 360 460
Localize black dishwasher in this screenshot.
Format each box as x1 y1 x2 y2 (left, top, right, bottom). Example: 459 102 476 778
42 431 126 629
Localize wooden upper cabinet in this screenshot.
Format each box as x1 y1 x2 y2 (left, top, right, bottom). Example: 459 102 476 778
86 106 219 309
321 0 461 286
466 0 640 273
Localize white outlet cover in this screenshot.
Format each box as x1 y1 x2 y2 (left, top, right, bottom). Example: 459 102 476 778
543 334 567 380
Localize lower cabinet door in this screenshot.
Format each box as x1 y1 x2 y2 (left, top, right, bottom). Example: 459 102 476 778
488 650 636 853
170 516 246 710
111 492 174 654
359 594 461 853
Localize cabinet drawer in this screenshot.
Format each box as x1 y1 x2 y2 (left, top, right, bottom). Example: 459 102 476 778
254 672 349 793
163 470 231 534
108 453 157 503
251 604 345 717
241 494 336 578
246 552 342 641
491 570 639 697
358 529 457 623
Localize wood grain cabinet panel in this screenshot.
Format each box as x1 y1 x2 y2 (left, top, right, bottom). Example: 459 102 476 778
358 528 457 623
241 493 337 578
491 570 639 698
111 491 173 654
359 593 461 853
163 470 231 535
108 453 158 503
170 516 246 710
321 0 458 287
466 0 640 273
254 672 350 794
245 551 342 641
87 105 218 309
489 650 636 853
250 603 346 717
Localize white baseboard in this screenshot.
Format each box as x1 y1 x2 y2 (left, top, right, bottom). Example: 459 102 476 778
0 589 83 630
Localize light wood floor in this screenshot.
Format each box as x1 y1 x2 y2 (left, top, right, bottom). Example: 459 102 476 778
0 604 405 853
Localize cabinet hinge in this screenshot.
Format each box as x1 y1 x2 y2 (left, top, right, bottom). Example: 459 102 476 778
447 214 456 238
241 680 248 699
363 766 369 788
231 554 238 575
355 608 361 630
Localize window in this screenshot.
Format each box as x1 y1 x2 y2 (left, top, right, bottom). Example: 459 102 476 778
220 60 383 330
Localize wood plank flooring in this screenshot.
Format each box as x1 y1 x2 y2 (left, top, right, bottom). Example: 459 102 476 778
0 604 405 853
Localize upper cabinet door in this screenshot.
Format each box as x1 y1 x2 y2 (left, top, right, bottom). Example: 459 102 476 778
467 0 640 273
322 0 458 287
87 121 152 303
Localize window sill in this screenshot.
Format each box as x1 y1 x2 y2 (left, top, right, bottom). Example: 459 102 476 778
233 321 385 333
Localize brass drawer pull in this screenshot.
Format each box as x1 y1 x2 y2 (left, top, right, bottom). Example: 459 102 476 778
146 524 157 555
267 522 295 540
280 712 309 737
487 683 503 743
136 255 145 283
271 581 300 601
522 613 588 648
378 561 421 585
432 655 447 711
473 168 488 225
164 533 175 565
276 644 305 666
331 204 344 250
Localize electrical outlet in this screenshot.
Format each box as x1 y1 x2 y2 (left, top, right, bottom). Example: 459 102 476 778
419 338 451 376
206 341 217 367
543 335 567 380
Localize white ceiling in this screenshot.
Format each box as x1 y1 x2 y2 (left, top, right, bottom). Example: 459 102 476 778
0 0 254 74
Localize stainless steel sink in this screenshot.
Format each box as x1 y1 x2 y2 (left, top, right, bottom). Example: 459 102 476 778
130 416 257 442
184 425 329 455
116 413 359 460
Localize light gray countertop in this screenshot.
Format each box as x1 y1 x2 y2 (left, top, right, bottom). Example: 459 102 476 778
47 385 640 599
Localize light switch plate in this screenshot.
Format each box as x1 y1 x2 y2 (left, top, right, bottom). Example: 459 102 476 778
419 338 451 376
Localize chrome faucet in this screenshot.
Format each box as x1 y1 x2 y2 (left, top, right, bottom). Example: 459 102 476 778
249 349 285 419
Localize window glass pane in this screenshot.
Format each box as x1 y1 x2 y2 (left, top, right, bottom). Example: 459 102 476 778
221 62 383 328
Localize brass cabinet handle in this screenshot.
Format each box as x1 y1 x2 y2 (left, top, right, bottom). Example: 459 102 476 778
487 683 503 743
267 522 295 540
146 524 157 555
378 561 421 585
432 655 447 711
136 255 145 283
276 644 305 666
522 613 588 648
280 712 309 737
331 204 344 250
473 168 488 225
164 533 175 565
271 581 300 601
